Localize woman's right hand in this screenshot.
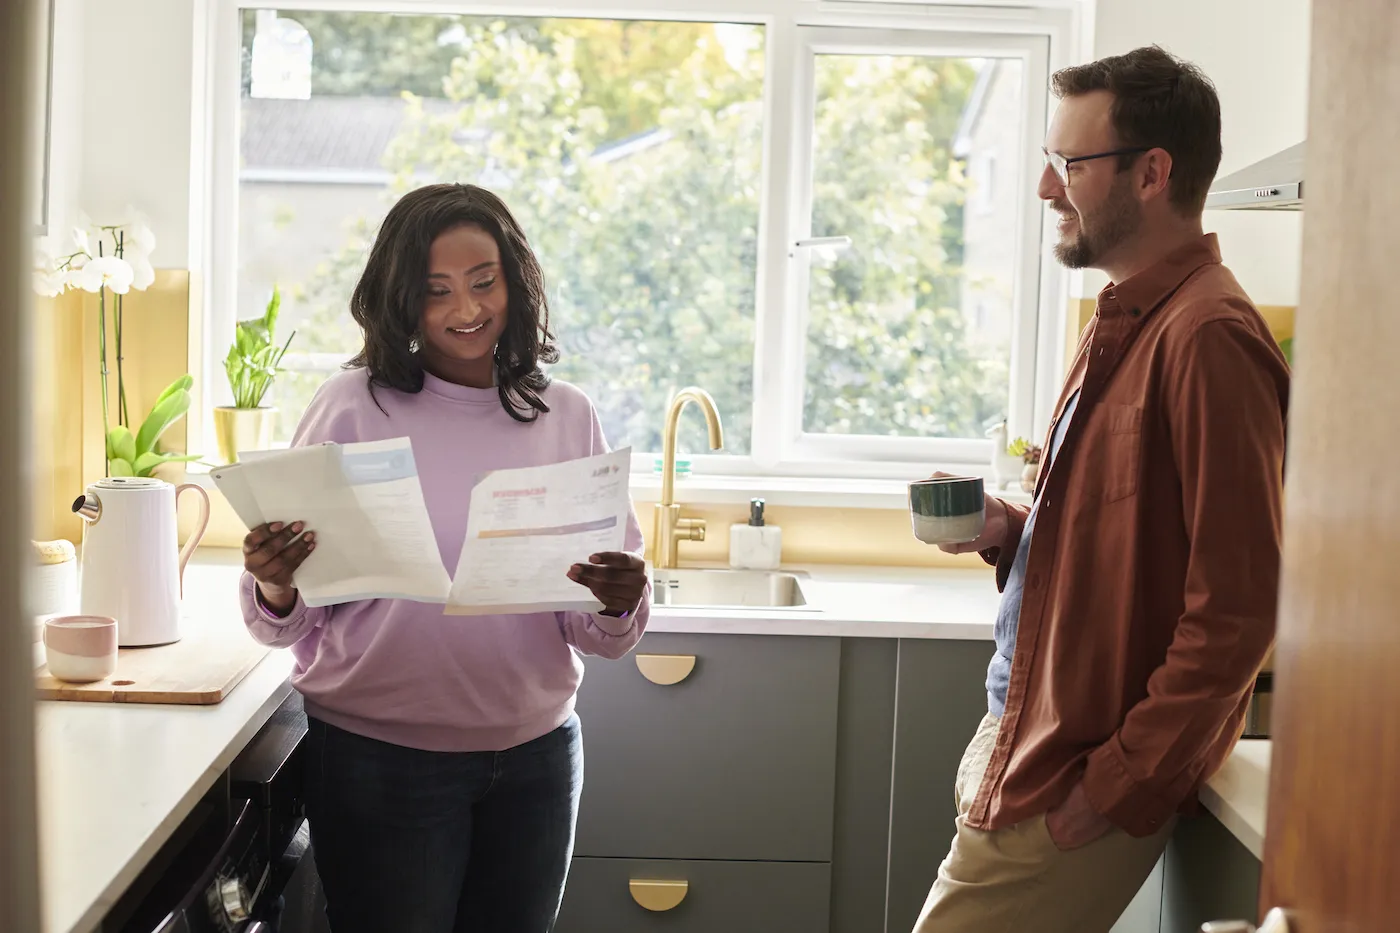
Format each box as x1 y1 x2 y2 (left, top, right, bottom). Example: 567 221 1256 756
926 472 1010 555
243 521 315 616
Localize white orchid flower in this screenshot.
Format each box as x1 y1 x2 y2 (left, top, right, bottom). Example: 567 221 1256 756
72 211 99 255
31 234 73 296
75 256 135 294
71 224 91 257
33 267 68 297
127 251 156 290
117 206 157 255
128 225 157 257
114 214 157 290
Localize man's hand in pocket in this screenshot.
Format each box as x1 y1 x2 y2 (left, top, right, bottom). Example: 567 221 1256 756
1045 782 1114 850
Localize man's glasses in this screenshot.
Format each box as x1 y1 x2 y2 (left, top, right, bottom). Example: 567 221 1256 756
1043 147 1150 186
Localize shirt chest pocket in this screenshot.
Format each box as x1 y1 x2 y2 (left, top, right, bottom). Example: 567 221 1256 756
1101 404 1143 502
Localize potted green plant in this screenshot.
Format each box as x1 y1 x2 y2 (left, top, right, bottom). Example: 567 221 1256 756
105 375 201 477
216 285 295 463
1007 437 1043 493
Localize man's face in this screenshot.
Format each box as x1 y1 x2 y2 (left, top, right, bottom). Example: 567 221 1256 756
1039 90 1144 271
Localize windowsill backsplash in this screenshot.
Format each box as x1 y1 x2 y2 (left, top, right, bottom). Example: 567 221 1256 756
170 467 1011 569
183 466 1033 511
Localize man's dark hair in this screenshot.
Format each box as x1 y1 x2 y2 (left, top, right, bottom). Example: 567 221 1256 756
1052 45 1222 214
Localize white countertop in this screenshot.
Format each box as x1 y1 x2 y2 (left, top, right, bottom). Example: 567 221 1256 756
35 553 1267 933
36 562 296 933
649 564 1002 639
1199 739 1271 859
172 549 1005 641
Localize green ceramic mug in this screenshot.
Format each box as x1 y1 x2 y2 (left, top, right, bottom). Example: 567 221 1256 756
908 476 986 545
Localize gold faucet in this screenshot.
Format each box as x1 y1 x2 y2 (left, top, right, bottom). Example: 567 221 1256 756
653 387 724 569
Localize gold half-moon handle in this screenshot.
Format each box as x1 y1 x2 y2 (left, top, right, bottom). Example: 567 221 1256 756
629 878 688 911
635 654 696 685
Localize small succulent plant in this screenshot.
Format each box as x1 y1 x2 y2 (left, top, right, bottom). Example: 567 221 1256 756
1007 437 1042 465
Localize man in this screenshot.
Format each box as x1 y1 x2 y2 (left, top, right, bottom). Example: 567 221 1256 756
914 46 1288 932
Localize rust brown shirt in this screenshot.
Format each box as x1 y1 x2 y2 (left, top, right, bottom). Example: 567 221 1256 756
969 234 1289 837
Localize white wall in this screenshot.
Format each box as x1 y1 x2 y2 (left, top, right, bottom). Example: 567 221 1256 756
1076 0 1311 305
47 0 202 269
45 0 85 240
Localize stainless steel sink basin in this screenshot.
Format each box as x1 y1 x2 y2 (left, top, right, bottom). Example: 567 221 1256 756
651 568 814 610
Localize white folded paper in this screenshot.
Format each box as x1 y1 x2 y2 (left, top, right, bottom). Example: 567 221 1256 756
212 438 452 607
446 447 632 616
213 441 634 615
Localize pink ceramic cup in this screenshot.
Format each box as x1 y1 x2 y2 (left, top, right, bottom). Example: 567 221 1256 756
43 615 118 683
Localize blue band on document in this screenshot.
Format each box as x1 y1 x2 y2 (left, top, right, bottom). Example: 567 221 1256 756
338 446 419 484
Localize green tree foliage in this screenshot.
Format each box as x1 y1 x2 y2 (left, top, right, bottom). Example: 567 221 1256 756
804 54 1004 438
258 14 1003 455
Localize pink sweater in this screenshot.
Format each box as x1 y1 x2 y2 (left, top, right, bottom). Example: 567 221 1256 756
240 369 650 752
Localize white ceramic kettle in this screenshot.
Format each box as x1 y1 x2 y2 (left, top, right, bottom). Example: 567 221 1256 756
73 477 211 647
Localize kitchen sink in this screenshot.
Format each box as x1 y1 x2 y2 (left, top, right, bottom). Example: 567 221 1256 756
650 568 815 610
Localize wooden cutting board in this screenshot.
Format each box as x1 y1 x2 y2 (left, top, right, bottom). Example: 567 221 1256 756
35 621 271 705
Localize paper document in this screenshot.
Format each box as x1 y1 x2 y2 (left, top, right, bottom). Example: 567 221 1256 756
207 446 296 528
446 448 633 616
212 438 451 607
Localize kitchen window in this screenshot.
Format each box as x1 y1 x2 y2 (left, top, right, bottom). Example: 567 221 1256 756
205 1 1071 481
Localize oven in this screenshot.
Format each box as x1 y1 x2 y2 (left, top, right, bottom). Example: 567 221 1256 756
106 692 327 933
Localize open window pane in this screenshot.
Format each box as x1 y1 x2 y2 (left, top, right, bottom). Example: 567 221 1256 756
802 54 1025 440
237 10 764 453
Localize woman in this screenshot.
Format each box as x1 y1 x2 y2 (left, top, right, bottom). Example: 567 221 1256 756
238 183 650 933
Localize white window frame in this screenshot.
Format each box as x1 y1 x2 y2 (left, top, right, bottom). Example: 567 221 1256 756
762 26 1050 475
200 0 1082 488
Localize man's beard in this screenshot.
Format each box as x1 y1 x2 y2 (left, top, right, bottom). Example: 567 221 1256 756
1052 175 1143 269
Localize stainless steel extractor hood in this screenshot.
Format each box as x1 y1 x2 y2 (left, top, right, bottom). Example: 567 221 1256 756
1205 141 1305 211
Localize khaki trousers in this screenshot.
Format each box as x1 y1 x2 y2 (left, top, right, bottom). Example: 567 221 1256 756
913 714 1174 933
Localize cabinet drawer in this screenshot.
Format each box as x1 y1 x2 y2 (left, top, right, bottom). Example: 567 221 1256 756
575 633 840 862
558 857 831 933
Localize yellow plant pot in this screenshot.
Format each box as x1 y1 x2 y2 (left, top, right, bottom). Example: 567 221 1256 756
213 407 276 464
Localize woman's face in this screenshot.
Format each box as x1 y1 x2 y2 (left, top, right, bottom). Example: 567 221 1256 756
417 223 509 388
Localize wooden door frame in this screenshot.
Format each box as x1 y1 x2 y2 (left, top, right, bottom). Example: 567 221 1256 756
0 0 43 928
1261 1 1400 929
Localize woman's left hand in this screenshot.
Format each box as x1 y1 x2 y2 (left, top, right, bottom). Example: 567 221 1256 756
567 552 648 617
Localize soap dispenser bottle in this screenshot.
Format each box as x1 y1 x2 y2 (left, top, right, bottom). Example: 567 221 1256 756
729 498 782 570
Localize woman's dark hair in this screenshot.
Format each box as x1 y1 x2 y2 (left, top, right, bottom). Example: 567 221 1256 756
1052 45 1222 215
346 183 559 422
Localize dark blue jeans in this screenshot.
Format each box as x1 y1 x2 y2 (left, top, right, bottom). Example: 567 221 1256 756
303 714 583 933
